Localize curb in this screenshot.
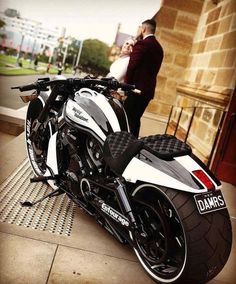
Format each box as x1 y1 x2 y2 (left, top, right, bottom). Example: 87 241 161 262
0 106 26 135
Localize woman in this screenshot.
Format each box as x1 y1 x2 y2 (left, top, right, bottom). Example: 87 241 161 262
107 38 134 82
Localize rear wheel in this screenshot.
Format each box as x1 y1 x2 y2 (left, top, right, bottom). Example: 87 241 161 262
131 184 232 283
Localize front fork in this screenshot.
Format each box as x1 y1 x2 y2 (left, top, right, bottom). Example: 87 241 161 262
30 119 42 141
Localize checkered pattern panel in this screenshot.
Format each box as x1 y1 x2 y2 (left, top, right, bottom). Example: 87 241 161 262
105 131 137 158
140 134 191 157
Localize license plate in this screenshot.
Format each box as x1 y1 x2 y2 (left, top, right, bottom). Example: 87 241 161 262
194 190 226 215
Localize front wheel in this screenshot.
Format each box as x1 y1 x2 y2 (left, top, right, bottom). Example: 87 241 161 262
131 184 232 283
25 98 54 176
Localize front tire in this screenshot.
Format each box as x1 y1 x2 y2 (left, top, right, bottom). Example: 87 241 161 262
131 184 232 283
25 98 53 176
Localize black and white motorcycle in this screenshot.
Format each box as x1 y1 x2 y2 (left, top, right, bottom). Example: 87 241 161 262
12 76 232 284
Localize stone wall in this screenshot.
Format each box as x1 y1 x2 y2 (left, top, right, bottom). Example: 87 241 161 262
181 0 236 104
150 0 236 164
175 0 236 163
148 0 204 115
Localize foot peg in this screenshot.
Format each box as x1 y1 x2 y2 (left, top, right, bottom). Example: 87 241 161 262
30 175 59 183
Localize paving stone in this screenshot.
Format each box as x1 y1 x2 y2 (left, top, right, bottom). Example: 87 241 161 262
48 245 154 284
0 232 57 284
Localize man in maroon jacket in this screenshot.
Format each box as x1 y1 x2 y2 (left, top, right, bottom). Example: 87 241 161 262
124 19 164 137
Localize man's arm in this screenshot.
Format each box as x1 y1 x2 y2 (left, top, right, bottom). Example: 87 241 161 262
125 41 146 84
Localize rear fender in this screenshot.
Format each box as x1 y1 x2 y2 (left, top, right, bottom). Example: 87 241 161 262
175 155 221 189
122 157 203 193
122 154 218 193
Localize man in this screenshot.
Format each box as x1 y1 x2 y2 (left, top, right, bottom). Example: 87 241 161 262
124 19 164 137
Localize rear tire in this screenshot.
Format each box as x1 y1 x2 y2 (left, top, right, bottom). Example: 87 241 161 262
131 184 232 283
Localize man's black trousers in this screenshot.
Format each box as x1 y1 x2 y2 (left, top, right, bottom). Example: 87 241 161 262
124 93 150 138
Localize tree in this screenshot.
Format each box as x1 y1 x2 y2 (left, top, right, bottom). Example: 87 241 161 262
0 20 7 41
64 38 80 66
80 39 111 76
0 19 6 28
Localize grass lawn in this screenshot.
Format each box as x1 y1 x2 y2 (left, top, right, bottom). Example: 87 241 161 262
0 68 45 75
0 54 73 76
0 54 17 67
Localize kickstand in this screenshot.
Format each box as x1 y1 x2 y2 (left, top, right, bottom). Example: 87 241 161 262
21 188 63 207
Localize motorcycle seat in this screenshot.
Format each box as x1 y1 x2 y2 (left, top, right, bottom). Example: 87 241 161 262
103 132 192 175
103 131 144 175
140 134 192 160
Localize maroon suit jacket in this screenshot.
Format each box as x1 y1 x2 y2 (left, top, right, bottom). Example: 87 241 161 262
125 36 163 99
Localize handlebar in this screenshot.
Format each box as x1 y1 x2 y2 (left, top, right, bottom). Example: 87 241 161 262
11 77 141 94
12 83 38 92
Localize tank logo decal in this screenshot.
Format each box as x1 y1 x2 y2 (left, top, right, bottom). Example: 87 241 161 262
72 107 88 122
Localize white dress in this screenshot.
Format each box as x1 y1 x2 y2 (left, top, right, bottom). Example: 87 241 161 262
107 56 130 82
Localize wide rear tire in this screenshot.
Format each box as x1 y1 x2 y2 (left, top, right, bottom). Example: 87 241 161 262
131 184 232 283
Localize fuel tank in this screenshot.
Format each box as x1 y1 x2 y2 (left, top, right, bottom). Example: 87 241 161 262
65 88 129 142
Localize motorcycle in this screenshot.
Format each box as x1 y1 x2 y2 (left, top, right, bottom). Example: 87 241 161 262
12 76 232 283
